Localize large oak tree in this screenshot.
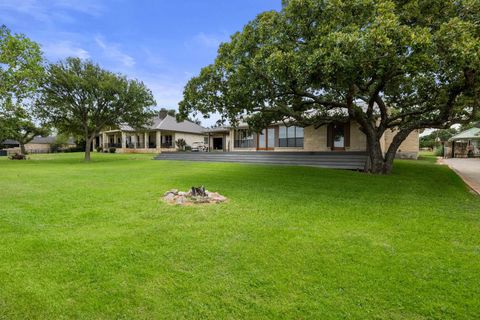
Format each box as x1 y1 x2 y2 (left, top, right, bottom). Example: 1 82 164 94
37 58 156 161
179 0 480 174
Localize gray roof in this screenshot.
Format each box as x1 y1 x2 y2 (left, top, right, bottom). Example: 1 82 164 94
449 127 480 141
120 114 204 134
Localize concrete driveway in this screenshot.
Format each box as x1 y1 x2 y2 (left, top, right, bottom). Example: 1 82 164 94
443 158 480 195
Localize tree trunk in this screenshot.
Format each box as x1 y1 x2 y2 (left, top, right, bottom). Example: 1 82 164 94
84 136 92 161
365 136 391 174
20 143 26 155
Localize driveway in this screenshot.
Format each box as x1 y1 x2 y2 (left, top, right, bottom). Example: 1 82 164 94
443 158 480 195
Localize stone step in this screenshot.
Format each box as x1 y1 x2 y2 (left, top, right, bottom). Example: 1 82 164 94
154 151 368 170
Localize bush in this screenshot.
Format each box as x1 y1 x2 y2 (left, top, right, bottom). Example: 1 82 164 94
185 145 192 151
109 147 116 154
176 138 187 151
96 146 103 152
434 146 444 157
9 153 27 160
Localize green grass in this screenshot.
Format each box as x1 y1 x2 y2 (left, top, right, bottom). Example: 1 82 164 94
0 153 479 319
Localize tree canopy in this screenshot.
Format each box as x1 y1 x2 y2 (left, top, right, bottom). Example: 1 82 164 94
0 25 44 143
36 58 156 161
179 0 480 173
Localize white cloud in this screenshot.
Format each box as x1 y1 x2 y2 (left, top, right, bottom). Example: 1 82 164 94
95 35 135 68
42 40 90 60
194 32 224 48
0 0 104 24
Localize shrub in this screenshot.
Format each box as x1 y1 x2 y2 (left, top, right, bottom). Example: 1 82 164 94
434 146 444 157
9 153 27 160
96 146 103 153
185 145 192 151
176 138 187 151
109 147 116 154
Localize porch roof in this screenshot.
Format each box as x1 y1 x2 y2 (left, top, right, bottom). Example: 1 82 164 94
449 127 480 141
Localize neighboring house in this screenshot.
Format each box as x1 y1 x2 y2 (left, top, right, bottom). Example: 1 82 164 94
205 121 419 159
98 110 205 153
1 136 76 154
446 124 480 158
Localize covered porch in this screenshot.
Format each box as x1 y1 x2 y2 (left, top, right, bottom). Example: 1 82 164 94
99 130 177 153
447 126 480 158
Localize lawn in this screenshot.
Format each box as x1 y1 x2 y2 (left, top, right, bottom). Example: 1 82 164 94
0 153 479 319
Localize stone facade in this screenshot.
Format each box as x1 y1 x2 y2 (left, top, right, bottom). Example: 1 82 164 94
227 121 419 158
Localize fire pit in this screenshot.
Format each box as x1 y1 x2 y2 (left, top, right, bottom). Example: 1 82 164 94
163 186 227 205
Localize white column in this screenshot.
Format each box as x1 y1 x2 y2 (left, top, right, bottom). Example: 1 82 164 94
144 132 149 149
92 137 97 151
156 131 161 149
121 132 126 149
102 132 108 149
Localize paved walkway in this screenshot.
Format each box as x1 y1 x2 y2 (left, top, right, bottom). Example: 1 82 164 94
442 158 480 195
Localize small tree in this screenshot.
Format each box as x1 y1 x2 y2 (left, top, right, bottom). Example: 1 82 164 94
37 58 156 161
6 109 49 154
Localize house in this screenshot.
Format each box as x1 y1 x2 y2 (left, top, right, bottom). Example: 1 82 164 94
98 110 205 153
446 124 480 158
1 136 76 154
204 121 419 159
100 109 419 158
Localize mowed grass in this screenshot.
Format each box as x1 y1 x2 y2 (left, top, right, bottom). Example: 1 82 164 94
0 153 479 319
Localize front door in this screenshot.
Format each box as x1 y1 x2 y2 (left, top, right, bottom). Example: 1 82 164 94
213 137 223 151
333 123 345 150
257 128 275 150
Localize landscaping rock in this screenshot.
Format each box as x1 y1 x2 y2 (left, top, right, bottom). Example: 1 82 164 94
162 188 227 206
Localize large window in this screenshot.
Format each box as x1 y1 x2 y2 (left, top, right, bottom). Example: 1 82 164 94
234 129 254 148
279 126 304 147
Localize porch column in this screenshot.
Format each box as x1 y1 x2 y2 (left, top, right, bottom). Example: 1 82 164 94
92 137 96 151
144 132 149 149
102 132 108 149
121 132 126 149
156 131 161 149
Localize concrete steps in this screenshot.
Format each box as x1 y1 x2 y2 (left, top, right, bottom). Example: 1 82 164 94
154 152 367 170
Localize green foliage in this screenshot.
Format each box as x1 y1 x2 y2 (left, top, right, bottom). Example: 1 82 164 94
36 57 156 160
109 147 117 154
176 138 187 150
3 107 49 154
179 0 480 173
0 25 44 142
420 128 458 148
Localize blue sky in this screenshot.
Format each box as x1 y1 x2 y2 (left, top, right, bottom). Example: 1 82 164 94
0 0 281 125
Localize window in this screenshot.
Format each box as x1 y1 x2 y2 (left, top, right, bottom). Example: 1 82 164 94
234 129 254 148
279 126 304 147
161 135 173 148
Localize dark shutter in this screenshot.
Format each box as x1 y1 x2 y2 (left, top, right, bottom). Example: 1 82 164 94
274 126 279 147
344 121 350 148
327 124 333 149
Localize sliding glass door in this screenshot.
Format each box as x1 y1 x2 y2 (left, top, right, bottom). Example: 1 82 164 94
257 128 275 150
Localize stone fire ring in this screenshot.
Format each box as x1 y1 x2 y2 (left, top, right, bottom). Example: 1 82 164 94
163 189 228 206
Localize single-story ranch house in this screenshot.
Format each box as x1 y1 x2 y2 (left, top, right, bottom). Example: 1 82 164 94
101 110 419 159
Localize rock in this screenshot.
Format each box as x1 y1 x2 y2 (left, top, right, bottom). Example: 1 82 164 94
164 193 175 202
175 196 186 205
178 191 187 196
